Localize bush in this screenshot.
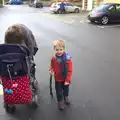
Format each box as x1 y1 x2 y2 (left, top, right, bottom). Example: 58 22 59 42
0 0 3 5
72 1 82 7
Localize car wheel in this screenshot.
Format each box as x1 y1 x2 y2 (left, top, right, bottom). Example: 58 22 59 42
90 20 94 23
40 4 43 8
101 16 109 25
39 5 41 8
57 9 62 14
74 8 79 13
36 5 39 8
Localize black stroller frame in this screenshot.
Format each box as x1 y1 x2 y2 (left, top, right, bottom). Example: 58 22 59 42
0 44 39 113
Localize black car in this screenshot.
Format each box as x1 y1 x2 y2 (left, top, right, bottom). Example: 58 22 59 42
88 3 120 25
29 0 43 8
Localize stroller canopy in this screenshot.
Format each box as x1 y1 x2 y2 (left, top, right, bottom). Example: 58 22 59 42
0 44 30 56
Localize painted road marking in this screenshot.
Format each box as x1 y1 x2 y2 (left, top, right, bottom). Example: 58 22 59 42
79 19 89 23
0 84 3 95
40 13 75 24
97 25 105 28
40 13 61 19
61 20 74 24
96 24 120 28
40 13 90 24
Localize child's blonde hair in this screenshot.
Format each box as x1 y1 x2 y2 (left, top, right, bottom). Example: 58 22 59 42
53 40 65 49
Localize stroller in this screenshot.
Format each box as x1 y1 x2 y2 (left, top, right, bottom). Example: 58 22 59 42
0 44 38 113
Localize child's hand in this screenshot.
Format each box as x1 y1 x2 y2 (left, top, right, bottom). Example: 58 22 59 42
64 82 69 85
49 70 53 76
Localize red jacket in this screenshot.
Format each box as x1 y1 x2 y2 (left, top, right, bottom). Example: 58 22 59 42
49 54 72 83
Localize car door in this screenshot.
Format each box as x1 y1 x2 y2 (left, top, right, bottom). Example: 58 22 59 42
65 2 74 12
107 5 118 22
115 4 120 22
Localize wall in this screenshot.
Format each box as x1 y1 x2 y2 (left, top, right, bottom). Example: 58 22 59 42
104 0 120 3
87 0 92 10
82 0 104 11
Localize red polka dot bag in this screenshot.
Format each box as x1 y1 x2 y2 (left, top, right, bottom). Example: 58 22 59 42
1 75 32 104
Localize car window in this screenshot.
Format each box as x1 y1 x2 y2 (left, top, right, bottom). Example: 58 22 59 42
34 0 40 3
108 5 116 12
66 3 73 6
58 3 66 6
116 4 120 12
94 4 109 11
51 3 56 6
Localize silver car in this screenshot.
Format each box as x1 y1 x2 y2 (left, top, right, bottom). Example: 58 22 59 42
50 2 81 14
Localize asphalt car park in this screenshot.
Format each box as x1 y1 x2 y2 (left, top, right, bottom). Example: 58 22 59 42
39 7 120 28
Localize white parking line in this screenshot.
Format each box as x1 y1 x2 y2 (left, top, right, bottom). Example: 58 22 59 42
97 24 120 28
62 20 74 24
105 24 120 27
96 25 105 28
79 19 89 23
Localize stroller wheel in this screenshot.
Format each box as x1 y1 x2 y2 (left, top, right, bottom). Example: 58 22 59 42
33 79 38 90
5 104 16 113
32 94 38 108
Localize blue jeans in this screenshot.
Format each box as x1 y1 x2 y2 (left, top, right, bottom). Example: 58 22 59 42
55 81 69 102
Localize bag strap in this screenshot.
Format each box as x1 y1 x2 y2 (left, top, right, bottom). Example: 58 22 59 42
7 64 13 80
18 44 27 56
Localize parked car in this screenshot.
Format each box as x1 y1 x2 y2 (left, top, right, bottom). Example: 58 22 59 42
5 0 23 4
29 0 43 8
50 2 81 14
88 3 120 25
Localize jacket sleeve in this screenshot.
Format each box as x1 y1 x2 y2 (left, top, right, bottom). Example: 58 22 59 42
49 56 54 71
65 59 72 83
21 24 37 56
30 30 38 55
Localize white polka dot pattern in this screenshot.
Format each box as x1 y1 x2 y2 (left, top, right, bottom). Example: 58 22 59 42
1 75 32 104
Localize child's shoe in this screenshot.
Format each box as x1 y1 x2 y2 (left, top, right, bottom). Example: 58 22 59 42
64 97 71 105
58 100 65 110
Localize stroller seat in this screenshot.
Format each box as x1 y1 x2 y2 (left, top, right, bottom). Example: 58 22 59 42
0 44 38 113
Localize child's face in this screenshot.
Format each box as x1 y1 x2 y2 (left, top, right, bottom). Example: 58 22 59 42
54 46 64 56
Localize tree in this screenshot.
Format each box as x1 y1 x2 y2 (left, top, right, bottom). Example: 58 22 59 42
0 0 3 7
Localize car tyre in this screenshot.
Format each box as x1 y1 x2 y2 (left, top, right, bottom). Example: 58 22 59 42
101 16 109 25
36 5 39 8
74 8 79 13
57 9 62 14
90 20 94 23
40 4 43 8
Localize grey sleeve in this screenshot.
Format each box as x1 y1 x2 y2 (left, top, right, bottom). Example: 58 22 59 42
29 30 38 55
20 24 38 56
26 29 38 56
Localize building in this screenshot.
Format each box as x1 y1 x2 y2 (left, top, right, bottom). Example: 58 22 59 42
104 0 120 3
82 0 103 10
82 0 120 11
